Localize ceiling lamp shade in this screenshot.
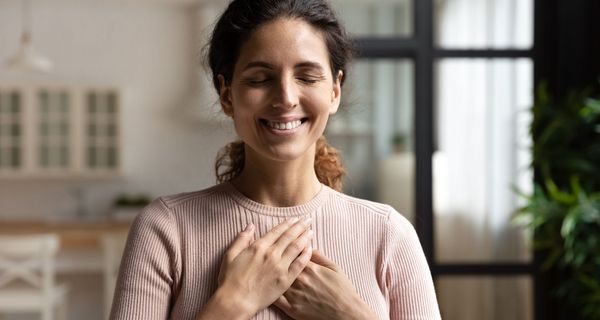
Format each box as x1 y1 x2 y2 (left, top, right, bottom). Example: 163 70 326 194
4 0 53 73
5 32 53 72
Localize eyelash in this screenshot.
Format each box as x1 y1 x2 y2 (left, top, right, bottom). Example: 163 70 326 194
245 77 319 85
247 79 270 85
298 78 319 84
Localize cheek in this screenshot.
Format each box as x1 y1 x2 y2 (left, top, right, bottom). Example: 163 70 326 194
305 89 335 116
230 92 263 127
242 90 264 105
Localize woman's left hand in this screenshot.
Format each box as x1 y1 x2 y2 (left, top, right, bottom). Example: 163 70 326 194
273 249 378 320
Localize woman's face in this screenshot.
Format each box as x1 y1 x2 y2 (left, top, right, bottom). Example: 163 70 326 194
219 18 342 163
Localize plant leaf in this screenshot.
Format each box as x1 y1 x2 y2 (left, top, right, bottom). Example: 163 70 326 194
545 177 576 204
561 207 581 238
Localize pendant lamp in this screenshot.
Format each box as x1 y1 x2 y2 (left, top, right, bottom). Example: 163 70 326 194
4 0 53 73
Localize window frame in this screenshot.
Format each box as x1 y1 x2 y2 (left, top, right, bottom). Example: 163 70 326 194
351 0 538 318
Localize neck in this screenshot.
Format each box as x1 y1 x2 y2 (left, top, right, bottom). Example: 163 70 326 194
231 145 322 207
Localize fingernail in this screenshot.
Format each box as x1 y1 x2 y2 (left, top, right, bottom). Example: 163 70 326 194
307 230 314 237
290 217 299 224
244 223 254 232
304 217 312 225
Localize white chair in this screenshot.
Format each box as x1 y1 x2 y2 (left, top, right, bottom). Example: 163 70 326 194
101 232 128 320
0 234 68 320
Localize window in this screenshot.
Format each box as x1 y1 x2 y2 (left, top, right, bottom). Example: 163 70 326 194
329 0 536 319
327 59 416 222
332 0 413 37
0 86 121 178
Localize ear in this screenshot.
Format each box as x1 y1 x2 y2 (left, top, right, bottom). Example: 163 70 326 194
218 74 234 117
329 70 343 115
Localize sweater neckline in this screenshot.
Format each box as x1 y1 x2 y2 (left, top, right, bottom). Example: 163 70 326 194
222 181 330 217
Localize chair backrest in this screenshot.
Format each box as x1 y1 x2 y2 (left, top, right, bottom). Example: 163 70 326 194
101 231 128 319
0 234 60 292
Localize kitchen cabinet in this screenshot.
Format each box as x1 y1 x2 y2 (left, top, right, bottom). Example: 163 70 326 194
0 86 121 179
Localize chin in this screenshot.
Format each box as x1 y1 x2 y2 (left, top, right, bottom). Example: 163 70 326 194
253 142 315 163
265 147 310 162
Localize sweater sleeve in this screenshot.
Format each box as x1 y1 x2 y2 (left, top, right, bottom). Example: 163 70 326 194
383 207 441 320
110 198 181 320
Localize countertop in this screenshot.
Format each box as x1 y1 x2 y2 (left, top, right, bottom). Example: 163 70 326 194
0 219 132 249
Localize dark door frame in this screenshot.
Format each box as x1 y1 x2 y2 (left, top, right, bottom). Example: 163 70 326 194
355 1 600 319
353 0 536 318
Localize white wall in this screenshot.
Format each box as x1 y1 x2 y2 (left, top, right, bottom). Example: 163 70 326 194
0 0 235 220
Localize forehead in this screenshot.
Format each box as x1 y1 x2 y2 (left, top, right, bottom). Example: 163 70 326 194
234 18 331 72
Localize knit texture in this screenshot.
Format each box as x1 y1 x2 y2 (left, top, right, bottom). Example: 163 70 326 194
110 182 441 320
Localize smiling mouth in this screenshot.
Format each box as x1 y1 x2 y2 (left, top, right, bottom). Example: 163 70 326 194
260 118 309 130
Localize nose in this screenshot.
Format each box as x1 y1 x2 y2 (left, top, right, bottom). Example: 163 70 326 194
271 76 299 109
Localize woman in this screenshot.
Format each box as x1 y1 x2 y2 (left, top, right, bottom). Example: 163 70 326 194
110 0 441 319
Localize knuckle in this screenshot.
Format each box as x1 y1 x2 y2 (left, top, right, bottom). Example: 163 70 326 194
280 232 295 242
288 260 300 273
264 248 279 262
275 274 289 287
272 226 285 236
252 242 267 253
296 273 309 285
305 263 318 274
289 241 303 252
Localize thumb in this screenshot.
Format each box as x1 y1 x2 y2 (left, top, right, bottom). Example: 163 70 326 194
226 223 255 261
310 249 340 272
219 224 255 286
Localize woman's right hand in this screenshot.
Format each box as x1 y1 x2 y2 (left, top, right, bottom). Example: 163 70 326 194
215 217 313 318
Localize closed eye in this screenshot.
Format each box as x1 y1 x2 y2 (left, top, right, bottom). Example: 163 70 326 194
297 74 326 84
244 78 271 86
297 78 319 84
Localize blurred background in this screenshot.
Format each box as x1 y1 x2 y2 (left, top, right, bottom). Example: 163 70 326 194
0 0 599 319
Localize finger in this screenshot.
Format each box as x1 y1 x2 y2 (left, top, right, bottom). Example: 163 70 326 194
310 249 340 272
273 295 293 315
288 243 312 277
272 217 312 256
225 223 255 261
254 217 300 246
281 228 313 264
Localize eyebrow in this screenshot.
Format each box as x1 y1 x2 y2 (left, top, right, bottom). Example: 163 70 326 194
242 61 275 71
242 60 326 72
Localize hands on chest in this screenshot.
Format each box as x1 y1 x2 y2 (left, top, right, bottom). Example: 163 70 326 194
214 218 378 320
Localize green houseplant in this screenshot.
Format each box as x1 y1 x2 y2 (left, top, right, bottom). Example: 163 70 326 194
514 81 600 319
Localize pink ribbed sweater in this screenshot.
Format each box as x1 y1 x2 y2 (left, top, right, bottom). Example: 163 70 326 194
110 182 441 320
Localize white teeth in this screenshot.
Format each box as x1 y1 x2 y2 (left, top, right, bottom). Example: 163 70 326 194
267 120 302 130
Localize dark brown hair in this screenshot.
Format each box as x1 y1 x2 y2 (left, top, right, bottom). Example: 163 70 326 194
208 0 352 191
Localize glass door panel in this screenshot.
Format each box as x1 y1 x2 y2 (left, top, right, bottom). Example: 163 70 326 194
435 0 533 49
437 276 533 320
326 59 415 223
434 58 533 262
331 0 413 38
